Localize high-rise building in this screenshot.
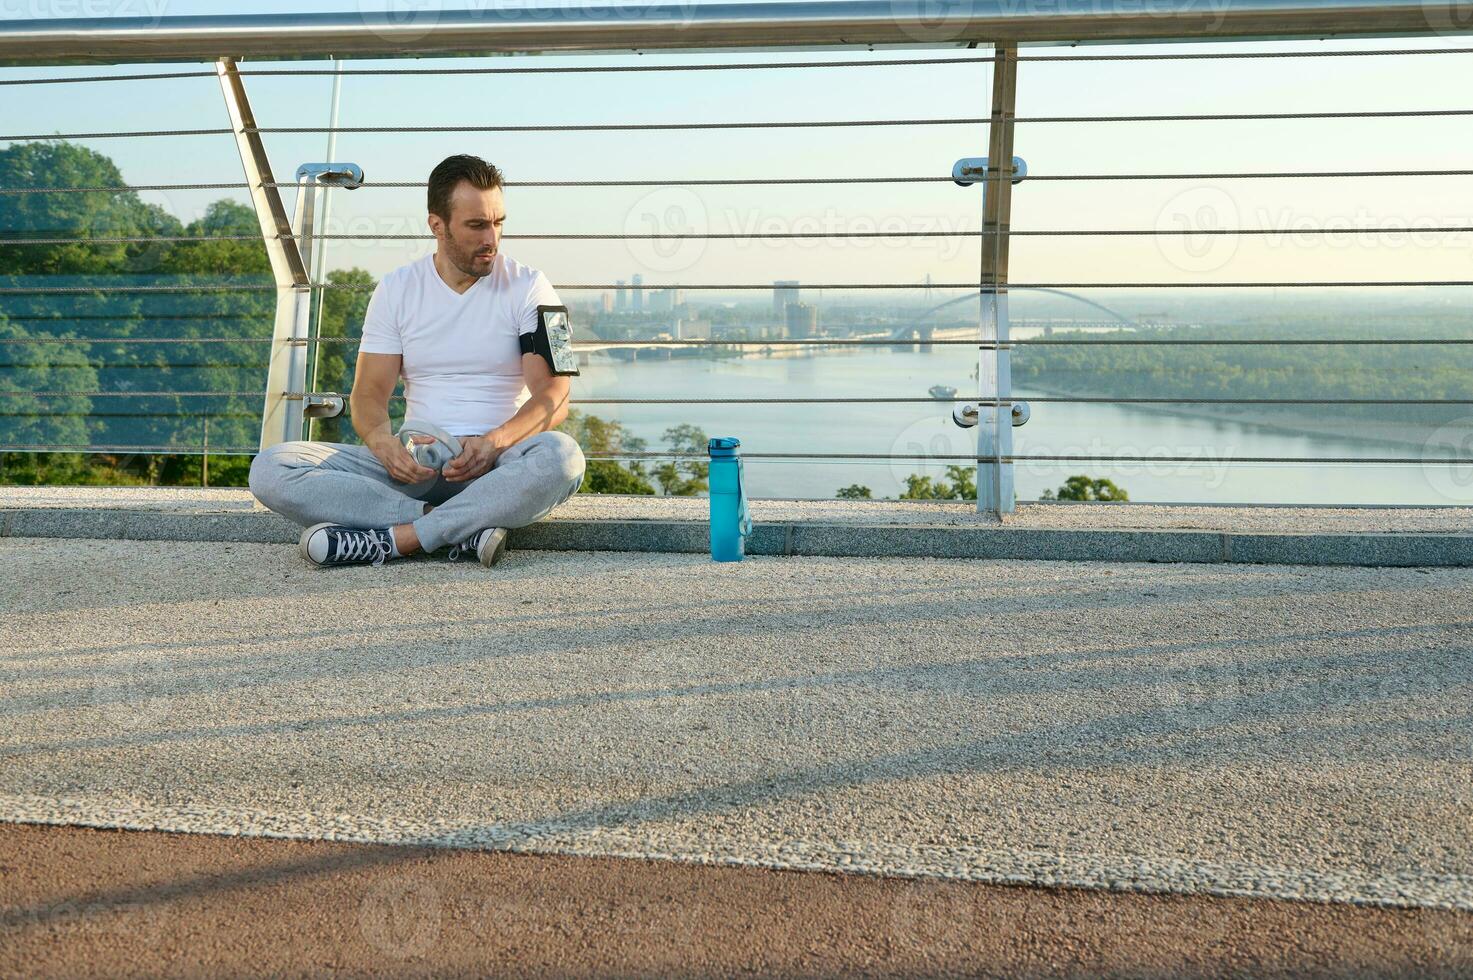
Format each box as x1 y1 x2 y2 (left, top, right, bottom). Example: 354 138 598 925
773 280 800 319
649 289 674 313
632 273 644 314
675 317 712 340
615 280 627 313
786 302 818 339
601 292 615 314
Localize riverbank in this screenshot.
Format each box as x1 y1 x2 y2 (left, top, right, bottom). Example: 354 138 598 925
1016 382 1461 452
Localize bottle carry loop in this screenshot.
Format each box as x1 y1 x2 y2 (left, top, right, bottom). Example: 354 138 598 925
736 456 753 538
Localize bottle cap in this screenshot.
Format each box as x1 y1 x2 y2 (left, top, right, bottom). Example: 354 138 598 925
707 436 742 455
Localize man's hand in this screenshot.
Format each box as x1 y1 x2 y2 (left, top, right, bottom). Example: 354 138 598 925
442 434 505 482
368 433 438 484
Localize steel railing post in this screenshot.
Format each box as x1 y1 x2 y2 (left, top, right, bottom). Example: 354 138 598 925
216 57 311 452
978 45 1019 516
306 58 346 441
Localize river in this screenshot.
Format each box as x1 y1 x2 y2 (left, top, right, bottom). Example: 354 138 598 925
569 342 1473 506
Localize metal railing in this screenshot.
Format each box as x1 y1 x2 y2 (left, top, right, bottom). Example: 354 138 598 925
2 5 1472 511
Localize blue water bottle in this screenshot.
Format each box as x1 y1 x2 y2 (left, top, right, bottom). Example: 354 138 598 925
708 436 752 562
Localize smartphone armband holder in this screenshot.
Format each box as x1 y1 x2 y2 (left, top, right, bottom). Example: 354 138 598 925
520 305 580 376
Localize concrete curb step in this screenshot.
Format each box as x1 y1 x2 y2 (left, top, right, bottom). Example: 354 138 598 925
4 505 1472 567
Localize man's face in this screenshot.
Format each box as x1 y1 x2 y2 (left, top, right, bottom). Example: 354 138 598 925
430 183 505 278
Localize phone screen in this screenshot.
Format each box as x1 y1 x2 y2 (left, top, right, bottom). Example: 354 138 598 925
542 308 577 374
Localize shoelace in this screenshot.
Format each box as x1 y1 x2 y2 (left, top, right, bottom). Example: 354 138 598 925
332 529 391 567
446 530 485 563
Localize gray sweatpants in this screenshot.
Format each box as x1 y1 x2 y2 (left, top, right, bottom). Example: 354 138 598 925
248 430 586 553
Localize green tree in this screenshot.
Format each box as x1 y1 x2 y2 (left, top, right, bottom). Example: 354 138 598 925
897 465 977 500
558 409 656 494
152 452 253 487
0 315 97 449
653 423 709 496
157 200 269 276
836 484 872 499
1041 475 1130 501
0 452 147 486
944 465 976 500
0 142 281 460
149 197 274 453
311 267 376 443
0 141 184 277
1012 317 1473 430
899 474 947 500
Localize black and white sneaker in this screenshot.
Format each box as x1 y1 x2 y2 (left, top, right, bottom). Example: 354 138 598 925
298 523 394 568
447 527 508 568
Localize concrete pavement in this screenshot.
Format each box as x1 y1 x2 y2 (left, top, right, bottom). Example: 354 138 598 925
2 536 1470 913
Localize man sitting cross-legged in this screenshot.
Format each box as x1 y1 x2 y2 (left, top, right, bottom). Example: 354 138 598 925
249 154 587 568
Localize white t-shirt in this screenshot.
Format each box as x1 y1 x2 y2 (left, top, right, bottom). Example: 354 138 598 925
358 253 562 436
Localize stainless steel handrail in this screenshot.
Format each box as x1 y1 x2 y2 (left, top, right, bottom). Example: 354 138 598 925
0 1 1465 67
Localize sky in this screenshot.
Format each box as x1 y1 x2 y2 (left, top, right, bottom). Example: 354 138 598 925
3 1 1473 304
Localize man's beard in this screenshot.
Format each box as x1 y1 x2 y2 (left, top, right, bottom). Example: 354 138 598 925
448 241 497 278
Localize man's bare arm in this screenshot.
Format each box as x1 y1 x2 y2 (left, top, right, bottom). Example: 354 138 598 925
349 351 401 448
350 351 436 484
497 353 571 446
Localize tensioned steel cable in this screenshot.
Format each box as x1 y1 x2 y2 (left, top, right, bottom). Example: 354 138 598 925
1018 108 1473 123
1013 47 1473 62
1023 169 1473 180
550 451 1473 464
0 56 991 86
9 336 1473 347
983 338 1473 346
3 444 1464 463
0 117 989 141
0 409 259 415
0 337 275 344
9 108 1472 142
0 443 261 453
0 55 1000 88
998 226 1473 236
0 313 264 320
570 397 1473 405
0 183 252 194
7 391 971 400
6 280 1473 295
0 231 978 244
0 127 233 140
8 224 1473 245
5 46 1471 86
270 109 1473 130
535 337 1473 346
8 390 264 397
987 397 1473 405
1 176 952 193
7 169 1473 195
0 362 262 369
0 285 279 294
12 391 1472 406
0 176 954 193
8 337 961 345
0 437 1465 466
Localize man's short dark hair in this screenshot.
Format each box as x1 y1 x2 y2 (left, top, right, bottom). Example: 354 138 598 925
427 154 505 222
